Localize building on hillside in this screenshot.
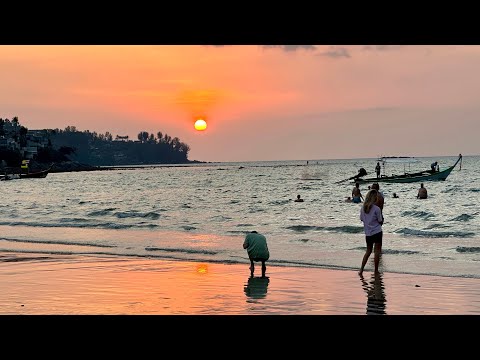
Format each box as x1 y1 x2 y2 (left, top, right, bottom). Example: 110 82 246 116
0 136 20 150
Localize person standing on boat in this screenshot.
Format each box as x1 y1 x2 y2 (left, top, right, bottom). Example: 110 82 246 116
359 189 384 275
417 183 428 199
431 161 438 172
352 183 364 203
375 162 381 178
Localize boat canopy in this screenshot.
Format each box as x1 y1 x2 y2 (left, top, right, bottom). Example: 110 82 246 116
377 156 420 164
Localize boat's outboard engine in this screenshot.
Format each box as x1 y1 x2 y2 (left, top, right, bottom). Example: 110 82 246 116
358 168 367 177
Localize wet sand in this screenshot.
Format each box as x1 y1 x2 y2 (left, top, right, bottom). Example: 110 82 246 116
1 252 479 315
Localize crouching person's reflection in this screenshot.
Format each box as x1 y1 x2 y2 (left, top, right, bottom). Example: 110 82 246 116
244 276 270 300
359 272 387 315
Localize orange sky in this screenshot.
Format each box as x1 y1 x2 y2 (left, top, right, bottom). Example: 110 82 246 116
1 45 479 161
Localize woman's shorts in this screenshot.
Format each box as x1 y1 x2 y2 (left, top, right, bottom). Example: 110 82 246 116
366 231 383 246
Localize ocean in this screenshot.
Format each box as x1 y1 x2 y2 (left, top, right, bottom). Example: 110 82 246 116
1 154 478 278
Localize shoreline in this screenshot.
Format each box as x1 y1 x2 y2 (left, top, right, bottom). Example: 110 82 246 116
1 251 479 315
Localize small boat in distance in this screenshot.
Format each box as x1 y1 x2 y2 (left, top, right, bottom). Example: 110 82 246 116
336 154 463 184
1 166 51 180
19 167 50 179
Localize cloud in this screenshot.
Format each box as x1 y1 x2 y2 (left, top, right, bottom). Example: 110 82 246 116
316 46 351 58
362 45 404 51
261 45 317 52
204 45 317 52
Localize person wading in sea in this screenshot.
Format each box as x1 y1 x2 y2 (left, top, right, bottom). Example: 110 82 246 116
352 183 364 203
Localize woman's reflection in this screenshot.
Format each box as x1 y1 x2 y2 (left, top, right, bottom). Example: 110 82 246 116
359 272 387 315
244 276 270 300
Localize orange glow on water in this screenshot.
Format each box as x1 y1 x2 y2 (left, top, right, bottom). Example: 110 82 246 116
196 264 208 274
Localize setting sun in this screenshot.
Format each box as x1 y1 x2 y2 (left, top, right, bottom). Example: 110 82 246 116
194 119 207 131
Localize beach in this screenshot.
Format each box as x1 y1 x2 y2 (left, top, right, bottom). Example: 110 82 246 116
1 252 479 315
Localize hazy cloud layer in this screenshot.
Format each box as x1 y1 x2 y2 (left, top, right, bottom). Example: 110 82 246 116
206 45 317 52
261 45 317 51
317 46 351 58
363 45 405 51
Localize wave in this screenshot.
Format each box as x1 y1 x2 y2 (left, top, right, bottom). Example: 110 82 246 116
382 249 421 255
285 225 364 234
248 208 266 213
0 237 115 248
87 208 117 216
449 214 474 222
322 225 364 234
289 238 324 243
210 215 233 221
59 217 92 223
268 259 351 270
0 220 158 230
286 225 317 232
145 247 218 255
401 210 435 219
268 200 291 205
114 211 160 220
394 228 475 238
0 254 59 263
456 246 480 253
423 223 451 230
350 247 420 255
181 226 197 231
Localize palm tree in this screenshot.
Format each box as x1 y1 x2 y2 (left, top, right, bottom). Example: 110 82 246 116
137 131 149 143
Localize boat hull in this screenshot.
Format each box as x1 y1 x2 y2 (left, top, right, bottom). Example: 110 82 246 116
19 169 49 179
357 168 453 183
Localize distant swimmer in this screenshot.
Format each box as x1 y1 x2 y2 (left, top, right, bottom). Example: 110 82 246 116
294 195 304 202
392 193 399 198
345 197 353 202
352 183 364 203
417 183 428 199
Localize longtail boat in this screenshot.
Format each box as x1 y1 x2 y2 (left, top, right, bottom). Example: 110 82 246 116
335 154 463 184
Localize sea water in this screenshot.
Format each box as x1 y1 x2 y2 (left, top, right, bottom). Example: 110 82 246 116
0 155 478 278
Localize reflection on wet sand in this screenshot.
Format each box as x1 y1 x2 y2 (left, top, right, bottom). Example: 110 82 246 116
244 276 270 300
359 272 387 315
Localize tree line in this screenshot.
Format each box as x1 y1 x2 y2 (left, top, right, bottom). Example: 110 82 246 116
48 127 192 166
0 118 193 167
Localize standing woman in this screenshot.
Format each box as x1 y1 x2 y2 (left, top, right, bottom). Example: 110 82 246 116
359 189 384 275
